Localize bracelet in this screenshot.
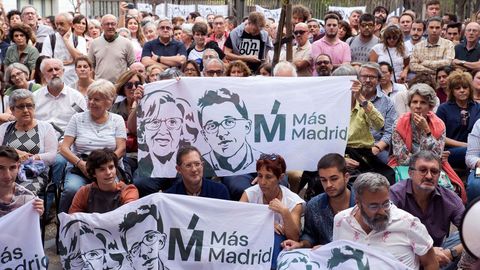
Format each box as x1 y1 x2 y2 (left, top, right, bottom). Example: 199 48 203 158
75 159 81 167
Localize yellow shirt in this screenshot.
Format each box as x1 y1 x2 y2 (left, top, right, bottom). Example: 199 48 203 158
347 101 384 148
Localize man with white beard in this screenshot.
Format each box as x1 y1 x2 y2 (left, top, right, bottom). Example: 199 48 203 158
333 173 438 270
33 58 86 132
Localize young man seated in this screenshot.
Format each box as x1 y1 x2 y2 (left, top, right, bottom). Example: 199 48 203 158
68 148 139 214
0 146 43 218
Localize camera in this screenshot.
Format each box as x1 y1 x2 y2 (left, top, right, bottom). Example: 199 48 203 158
126 3 135 9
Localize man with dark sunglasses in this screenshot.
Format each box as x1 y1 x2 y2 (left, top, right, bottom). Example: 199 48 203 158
292 22 312 76
141 18 187 69
390 151 465 269
347 13 379 63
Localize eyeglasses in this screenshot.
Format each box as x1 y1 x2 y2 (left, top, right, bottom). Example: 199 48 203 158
316 60 331 66
144 117 183 131
259 153 279 161
14 103 35 110
129 231 161 257
182 161 204 170
68 248 106 267
410 167 441 177
102 22 117 27
359 75 378 81
203 118 245 133
10 71 25 79
360 23 374 28
125 81 141 90
386 36 399 40
293 30 306 36
205 69 223 76
364 200 392 212
159 26 172 31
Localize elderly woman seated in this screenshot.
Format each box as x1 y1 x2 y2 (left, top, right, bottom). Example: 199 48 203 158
0 89 57 195
240 153 304 270
59 79 126 213
69 148 138 214
4 63 41 96
389 83 466 202
0 146 43 218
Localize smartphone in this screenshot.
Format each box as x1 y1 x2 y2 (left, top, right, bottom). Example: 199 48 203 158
126 3 135 9
476 167 480 178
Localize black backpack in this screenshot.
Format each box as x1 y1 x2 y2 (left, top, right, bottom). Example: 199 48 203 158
49 33 79 56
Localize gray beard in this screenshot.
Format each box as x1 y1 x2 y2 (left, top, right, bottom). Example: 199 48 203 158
360 206 390 232
47 77 64 91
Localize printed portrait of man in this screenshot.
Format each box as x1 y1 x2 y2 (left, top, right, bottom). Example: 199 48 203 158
59 220 123 270
198 88 261 174
137 90 198 177
119 204 169 270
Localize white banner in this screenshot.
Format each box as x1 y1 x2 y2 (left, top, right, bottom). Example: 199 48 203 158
0 202 47 269
58 193 274 270
328 6 367 21
255 5 282 23
277 240 412 270
155 4 166 18
167 4 196 19
137 77 351 178
197 5 229 17
137 3 153 13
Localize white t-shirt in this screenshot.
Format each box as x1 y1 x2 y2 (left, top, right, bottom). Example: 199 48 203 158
371 44 409 81
64 111 127 155
333 204 433 270
244 185 305 225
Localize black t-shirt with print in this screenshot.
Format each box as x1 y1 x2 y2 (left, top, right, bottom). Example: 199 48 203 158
225 30 265 72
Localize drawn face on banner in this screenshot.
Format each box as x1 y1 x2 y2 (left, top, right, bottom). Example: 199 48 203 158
198 89 252 159
59 220 122 270
120 205 167 270
138 90 198 166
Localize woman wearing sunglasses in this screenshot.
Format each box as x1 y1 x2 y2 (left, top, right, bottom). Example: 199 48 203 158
240 153 304 270
369 25 409 83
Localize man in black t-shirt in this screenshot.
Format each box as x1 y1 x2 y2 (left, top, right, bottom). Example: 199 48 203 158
224 12 272 73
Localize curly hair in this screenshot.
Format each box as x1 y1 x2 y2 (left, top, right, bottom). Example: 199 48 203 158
226 60 251 77
9 23 35 43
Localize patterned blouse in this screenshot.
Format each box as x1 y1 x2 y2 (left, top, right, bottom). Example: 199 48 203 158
392 117 445 166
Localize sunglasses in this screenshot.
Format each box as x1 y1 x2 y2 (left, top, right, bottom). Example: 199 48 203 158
294 30 306 36
316 60 331 65
159 26 172 31
386 36 399 40
259 153 279 161
125 81 141 89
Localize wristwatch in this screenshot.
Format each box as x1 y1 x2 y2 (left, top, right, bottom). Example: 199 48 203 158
449 248 459 259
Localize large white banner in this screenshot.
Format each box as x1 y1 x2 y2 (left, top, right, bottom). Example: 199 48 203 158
137 77 351 178
277 240 412 270
167 4 196 19
198 5 229 17
155 4 166 18
328 6 367 22
255 5 282 23
0 202 47 269
58 193 274 270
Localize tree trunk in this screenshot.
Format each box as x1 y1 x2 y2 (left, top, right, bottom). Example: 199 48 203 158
404 0 423 18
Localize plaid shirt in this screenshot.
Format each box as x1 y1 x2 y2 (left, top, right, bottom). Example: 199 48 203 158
409 37 455 74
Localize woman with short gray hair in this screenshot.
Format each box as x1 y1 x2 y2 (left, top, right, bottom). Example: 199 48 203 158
0 89 57 195
390 84 464 195
4 63 42 96
59 79 126 213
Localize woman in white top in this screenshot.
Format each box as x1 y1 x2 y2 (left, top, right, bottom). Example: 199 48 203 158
240 153 304 269
369 25 409 84
59 79 126 213
125 16 145 62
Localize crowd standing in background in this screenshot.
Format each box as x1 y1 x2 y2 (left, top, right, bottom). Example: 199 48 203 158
1 0 480 269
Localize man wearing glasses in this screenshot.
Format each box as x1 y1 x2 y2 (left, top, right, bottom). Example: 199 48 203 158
314 54 333 76
202 58 225 77
88 14 135 83
141 18 187 69
198 88 260 175
165 146 230 200
390 151 465 269
346 13 379 63
452 22 480 71
292 23 312 76
333 172 438 270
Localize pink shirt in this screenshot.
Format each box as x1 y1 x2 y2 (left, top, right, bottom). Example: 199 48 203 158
311 37 351 72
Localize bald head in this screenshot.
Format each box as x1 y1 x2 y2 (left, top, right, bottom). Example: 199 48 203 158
294 22 308 32
465 22 480 43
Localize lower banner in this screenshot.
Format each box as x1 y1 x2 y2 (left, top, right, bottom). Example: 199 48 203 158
58 193 274 270
0 202 47 270
277 240 412 270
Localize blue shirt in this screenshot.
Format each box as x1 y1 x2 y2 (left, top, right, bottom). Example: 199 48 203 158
371 87 398 145
454 42 480 63
300 190 355 245
141 38 187 59
436 100 480 143
164 178 230 200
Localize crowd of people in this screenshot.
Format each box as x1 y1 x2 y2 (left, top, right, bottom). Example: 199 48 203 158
0 0 480 269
